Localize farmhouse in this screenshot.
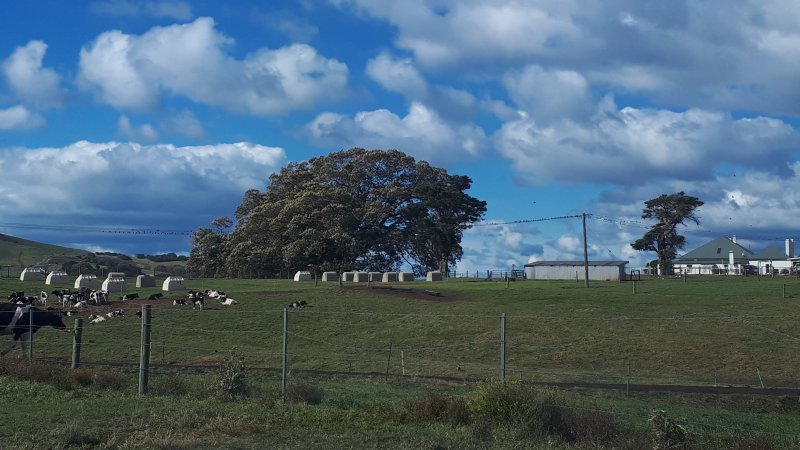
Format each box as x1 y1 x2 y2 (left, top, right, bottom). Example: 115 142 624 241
673 236 796 275
523 261 628 281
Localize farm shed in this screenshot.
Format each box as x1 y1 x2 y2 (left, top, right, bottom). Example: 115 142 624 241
368 272 382 282
353 272 370 282
382 272 398 282
74 274 98 289
162 276 185 291
19 267 45 281
45 271 68 285
342 272 355 282
524 261 628 282
102 275 127 293
321 272 338 282
398 272 415 282
136 274 156 288
426 271 443 281
293 271 312 282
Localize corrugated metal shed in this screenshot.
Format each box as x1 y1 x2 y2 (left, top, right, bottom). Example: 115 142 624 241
523 261 628 281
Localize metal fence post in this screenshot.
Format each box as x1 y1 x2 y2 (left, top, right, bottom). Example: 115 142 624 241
138 304 152 395
28 308 34 362
282 308 288 403
500 313 506 383
71 318 83 368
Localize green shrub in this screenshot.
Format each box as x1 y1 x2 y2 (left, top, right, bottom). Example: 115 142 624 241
215 348 248 398
649 410 690 449
401 393 470 425
286 382 325 405
468 380 566 437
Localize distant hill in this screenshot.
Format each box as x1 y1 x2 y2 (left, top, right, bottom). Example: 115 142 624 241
0 233 187 278
0 233 91 269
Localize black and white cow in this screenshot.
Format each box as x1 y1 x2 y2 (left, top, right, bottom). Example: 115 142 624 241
120 293 139 301
0 304 67 357
147 293 164 300
187 291 204 310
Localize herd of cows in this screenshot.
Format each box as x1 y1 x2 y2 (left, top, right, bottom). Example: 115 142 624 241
0 287 239 357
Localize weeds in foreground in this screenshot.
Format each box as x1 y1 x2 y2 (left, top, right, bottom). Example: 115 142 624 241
215 347 248 398
0 358 126 390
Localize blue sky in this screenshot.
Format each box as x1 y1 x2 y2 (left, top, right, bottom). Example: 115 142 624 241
1 0 799 271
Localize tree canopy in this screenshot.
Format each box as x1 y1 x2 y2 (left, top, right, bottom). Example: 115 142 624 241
188 148 487 277
631 192 703 275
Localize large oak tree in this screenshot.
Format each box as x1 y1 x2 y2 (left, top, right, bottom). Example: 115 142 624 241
631 192 703 275
189 148 486 277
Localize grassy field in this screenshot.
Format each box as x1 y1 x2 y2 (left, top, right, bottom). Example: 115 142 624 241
2 275 800 448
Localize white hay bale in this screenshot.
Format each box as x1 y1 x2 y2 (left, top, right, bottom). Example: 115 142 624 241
162 276 185 291
136 275 156 288
102 277 126 293
19 267 45 282
368 272 382 282
341 272 355 282
74 274 98 289
321 272 339 282
353 272 370 282
45 271 69 285
398 272 415 282
382 272 398 282
426 271 443 281
293 271 312 282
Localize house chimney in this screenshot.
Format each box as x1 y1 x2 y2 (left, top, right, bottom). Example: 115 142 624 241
786 239 794 258
728 250 734 266
731 235 737 243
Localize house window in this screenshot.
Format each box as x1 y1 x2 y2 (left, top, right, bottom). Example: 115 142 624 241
716 248 721 254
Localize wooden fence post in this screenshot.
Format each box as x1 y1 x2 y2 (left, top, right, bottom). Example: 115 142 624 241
282 308 288 403
499 313 506 383
138 305 152 395
71 318 83 368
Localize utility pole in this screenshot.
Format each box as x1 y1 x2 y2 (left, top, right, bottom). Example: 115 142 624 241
583 213 589 288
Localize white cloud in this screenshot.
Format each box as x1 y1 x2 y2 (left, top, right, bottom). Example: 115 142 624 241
78 17 348 115
117 115 158 142
503 65 591 122
2 41 63 108
162 110 206 139
496 97 800 185
90 0 193 20
0 141 286 224
0 105 45 130
366 52 427 97
307 101 487 163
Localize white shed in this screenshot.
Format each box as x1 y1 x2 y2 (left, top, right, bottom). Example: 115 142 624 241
341 272 355 282
293 271 312 282
382 272 398 282
524 261 628 282
426 271 443 282
46 271 69 285
398 272 415 282
368 272 383 282
162 276 185 291
74 274 98 289
353 272 370 282
321 272 339 282
19 267 45 281
136 274 156 288
102 277 126 293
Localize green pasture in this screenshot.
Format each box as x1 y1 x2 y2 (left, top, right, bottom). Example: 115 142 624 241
3 275 800 387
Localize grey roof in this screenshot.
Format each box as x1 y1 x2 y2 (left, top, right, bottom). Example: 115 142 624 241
525 261 628 267
674 237 753 263
750 246 789 260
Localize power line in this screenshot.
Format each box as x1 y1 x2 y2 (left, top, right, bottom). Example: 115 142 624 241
472 214 585 227
0 222 193 235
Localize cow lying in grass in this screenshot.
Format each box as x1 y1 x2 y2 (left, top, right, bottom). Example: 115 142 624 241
0 304 67 357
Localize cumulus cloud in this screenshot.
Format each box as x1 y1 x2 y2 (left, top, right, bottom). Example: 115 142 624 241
307 101 487 163
0 141 286 225
366 52 428 97
161 110 206 139
78 17 348 114
2 41 63 109
117 115 158 142
0 105 45 130
90 0 193 20
335 0 800 116
496 97 800 185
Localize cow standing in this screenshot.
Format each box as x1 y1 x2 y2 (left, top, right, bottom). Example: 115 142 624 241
0 304 67 357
